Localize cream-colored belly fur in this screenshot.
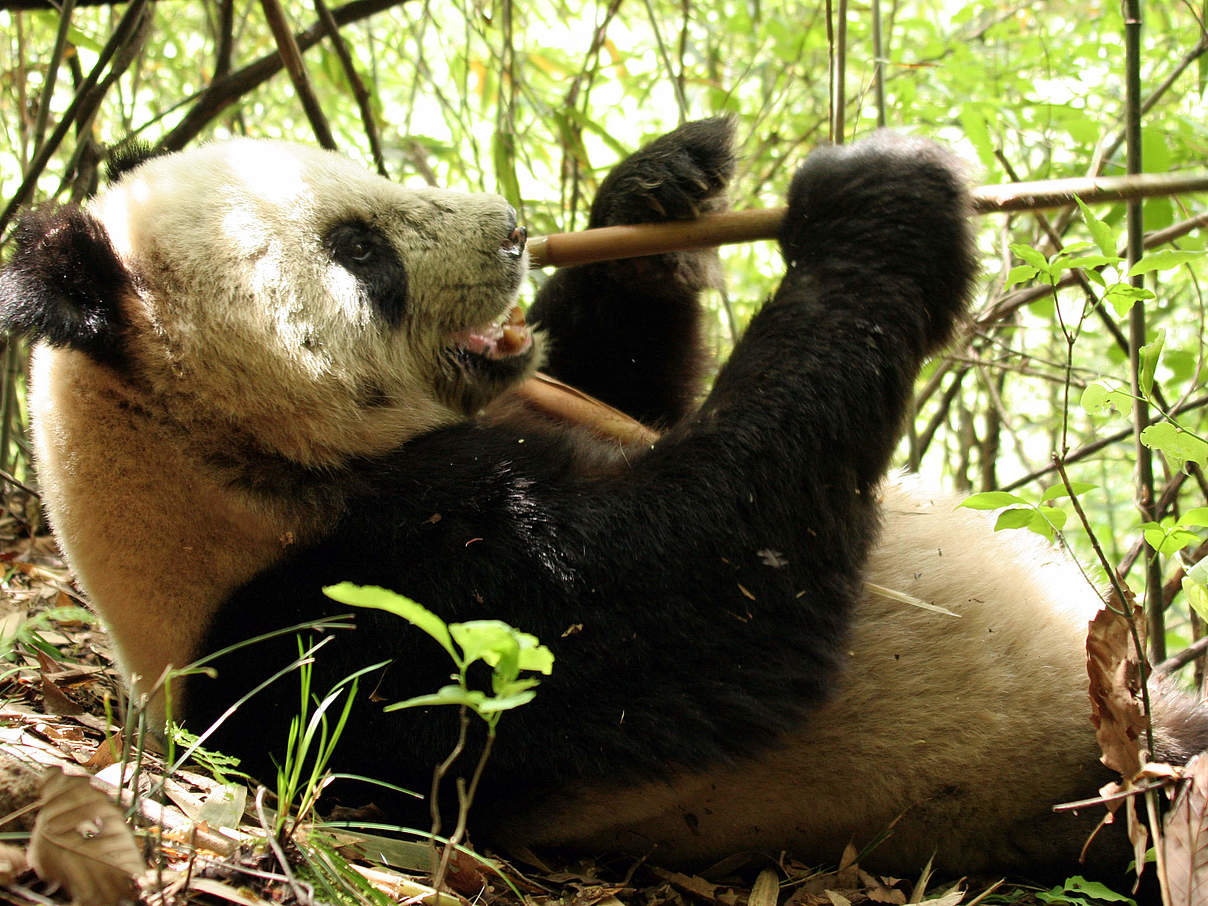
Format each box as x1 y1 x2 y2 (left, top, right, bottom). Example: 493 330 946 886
501 477 1107 871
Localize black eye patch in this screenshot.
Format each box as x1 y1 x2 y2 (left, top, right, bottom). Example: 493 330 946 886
323 220 408 328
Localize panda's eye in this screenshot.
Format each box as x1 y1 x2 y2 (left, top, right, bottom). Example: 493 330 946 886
323 219 409 328
326 221 385 269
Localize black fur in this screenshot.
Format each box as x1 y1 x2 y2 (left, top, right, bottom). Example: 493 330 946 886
324 219 410 328
106 140 167 183
0 206 131 370
187 125 977 831
527 118 737 426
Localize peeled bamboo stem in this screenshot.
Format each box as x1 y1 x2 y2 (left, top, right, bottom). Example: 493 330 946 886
527 170 1208 268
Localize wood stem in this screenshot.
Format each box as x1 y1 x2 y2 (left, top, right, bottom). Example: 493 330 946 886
526 170 1208 268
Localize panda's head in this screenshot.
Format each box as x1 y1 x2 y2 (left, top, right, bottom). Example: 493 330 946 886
1 139 536 468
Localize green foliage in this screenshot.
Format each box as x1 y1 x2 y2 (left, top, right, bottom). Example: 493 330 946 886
1035 875 1136 905
323 583 553 731
274 639 386 838
166 722 245 785
0 605 94 663
960 484 1096 542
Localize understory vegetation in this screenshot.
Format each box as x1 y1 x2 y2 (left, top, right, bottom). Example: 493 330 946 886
1 0 1207 904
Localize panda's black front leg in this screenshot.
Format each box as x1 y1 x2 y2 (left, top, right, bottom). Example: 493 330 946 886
477 132 977 791
528 118 735 427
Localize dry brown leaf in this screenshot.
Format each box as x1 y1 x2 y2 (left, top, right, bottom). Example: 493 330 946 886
83 734 122 772
857 869 905 905
1163 753 1208 905
822 893 852 906
748 869 780 906
1126 796 1149 884
650 867 721 901
28 767 145 906
918 888 965 906
1086 597 1147 778
835 843 860 889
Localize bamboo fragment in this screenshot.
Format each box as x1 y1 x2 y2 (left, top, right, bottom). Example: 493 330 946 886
526 170 1208 268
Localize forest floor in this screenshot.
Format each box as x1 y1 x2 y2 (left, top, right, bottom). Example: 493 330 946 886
0 488 1097 906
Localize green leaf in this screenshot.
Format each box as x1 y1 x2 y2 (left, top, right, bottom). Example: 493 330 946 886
1011 243 1051 277
1127 249 1206 276
384 684 488 712
1163 349 1199 385
1040 481 1098 503
1103 282 1154 318
492 130 522 204
1139 330 1164 399
960 491 1028 510
959 106 997 171
475 689 538 713
1006 264 1038 287
1183 575 1208 623
450 620 553 677
325 584 457 664
1192 560 1208 586
1075 196 1119 259
1037 507 1067 531
1142 520 1200 555
1139 423 1208 471
451 620 521 671
1055 254 1117 273
994 508 1035 531
1180 507 1208 528
1081 381 1133 417
1036 874 1136 904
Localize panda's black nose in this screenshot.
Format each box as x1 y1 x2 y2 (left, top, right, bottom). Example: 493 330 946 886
501 223 527 258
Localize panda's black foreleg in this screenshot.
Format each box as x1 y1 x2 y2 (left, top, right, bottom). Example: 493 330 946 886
699 132 974 499
475 132 978 789
528 118 736 427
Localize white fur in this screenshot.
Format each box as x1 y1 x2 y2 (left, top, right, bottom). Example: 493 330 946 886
32 140 533 713
90 139 529 467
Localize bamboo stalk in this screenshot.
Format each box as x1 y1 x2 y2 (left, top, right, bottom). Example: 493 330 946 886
526 170 1208 268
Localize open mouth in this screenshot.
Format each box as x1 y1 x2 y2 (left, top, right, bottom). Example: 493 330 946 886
450 305 534 361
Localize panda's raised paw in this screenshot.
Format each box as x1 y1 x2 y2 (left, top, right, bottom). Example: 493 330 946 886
777 131 975 350
587 117 736 228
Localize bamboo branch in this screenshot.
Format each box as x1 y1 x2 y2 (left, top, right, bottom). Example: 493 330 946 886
313 0 388 176
158 0 404 153
0 0 151 239
259 0 337 150
526 170 1208 268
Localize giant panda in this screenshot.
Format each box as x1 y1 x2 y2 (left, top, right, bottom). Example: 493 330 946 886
1 119 1205 877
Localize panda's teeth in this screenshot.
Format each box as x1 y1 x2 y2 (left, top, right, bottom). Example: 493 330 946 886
454 306 532 360
498 324 527 355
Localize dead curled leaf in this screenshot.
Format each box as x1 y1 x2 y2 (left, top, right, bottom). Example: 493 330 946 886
28 767 145 906
1086 598 1147 778
1164 753 1208 906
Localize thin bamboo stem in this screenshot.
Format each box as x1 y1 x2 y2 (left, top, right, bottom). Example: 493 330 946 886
526 170 1208 268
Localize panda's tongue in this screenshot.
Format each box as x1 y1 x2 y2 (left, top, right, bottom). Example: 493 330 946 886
459 306 532 359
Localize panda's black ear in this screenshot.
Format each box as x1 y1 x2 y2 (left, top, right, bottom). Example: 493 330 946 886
0 205 130 367
107 140 166 184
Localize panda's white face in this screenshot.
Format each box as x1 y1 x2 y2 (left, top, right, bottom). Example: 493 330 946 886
91 139 536 468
